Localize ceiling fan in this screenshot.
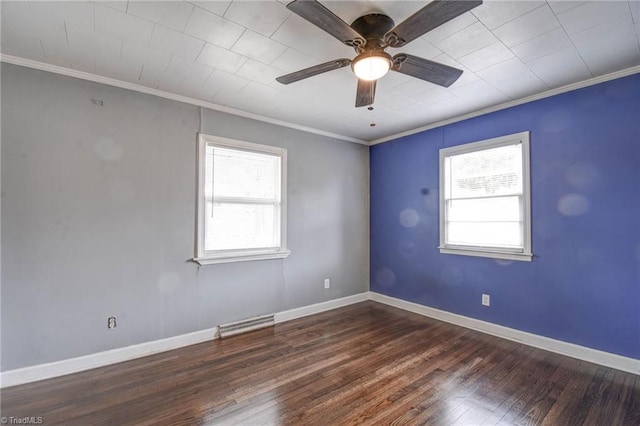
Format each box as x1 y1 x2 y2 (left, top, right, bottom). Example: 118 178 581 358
276 0 483 107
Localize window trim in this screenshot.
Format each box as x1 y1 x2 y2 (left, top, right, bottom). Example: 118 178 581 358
438 131 532 262
194 133 290 265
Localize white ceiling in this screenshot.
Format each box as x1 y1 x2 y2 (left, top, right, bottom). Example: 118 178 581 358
2 1 640 142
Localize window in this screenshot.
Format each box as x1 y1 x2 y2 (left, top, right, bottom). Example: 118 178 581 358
439 132 532 261
195 134 289 265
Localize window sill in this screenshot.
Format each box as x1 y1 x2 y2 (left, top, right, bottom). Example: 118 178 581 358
439 247 532 262
194 250 291 265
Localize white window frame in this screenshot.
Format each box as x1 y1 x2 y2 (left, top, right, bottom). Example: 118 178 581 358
439 131 532 262
194 133 290 265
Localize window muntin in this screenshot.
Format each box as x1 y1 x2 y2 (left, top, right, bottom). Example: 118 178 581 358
439 132 532 261
196 134 289 265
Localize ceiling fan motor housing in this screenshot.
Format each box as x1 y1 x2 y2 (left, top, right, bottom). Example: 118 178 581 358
350 14 395 51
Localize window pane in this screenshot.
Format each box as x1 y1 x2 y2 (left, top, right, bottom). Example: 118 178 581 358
212 146 280 200
205 203 279 251
446 221 522 248
447 196 521 222
449 144 522 199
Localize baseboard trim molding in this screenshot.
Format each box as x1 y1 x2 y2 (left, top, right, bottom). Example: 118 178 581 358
0 292 369 388
7 291 632 388
275 292 369 324
370 292 640 375
0 326 220 389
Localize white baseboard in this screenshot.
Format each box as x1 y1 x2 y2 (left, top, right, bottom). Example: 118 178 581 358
370 292 640 375
274 292 369 323
5 291 634 388
0 327 220 389
0 292 369 388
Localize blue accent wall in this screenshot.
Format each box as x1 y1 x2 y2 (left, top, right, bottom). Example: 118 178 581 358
370 74 640 359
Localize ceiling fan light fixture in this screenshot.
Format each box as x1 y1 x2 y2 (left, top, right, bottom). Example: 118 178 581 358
352 51 391 81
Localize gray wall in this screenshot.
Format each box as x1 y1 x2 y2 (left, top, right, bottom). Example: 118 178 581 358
0 63 369 371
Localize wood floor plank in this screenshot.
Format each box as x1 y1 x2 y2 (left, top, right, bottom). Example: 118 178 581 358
1 301 638 425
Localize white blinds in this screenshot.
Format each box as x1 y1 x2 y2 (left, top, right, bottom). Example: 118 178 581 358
204 144 281 251
444 143 524 250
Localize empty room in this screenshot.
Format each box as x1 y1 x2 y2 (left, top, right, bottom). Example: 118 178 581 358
1 0 639 424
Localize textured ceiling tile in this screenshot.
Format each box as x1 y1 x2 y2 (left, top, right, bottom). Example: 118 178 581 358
236 59 284 85
547 1 585 15
2 3 68 46
373 90 418 111
95 4 154 44
183 68 247 101
1 1 33 31
166 55 214 84
493 5 560 48
197 42 248 74
28 1 95 26
421 10 478 43
121 40 171 72
527 47 592 88
556 1 630 34
471 1 546 29
630 0 640 23
98 2 129 13
457 42 514 72
380 71 413 90
429 53 480 88
126 1 194 32
388 37 441 61
223 0 290 37
140 65 184 92
183 7 244 49
206 69 249 93
149 25 205 61
0 28 45 60
451 79 510 104
188 1 231 17
408 85 457 105
231 30 287 64
477 58 547 99
271 14 354 62
66 22 123 59
511 28 573 63
571 14 640 75
96 55 143 82
434 22 498 59
270 48 318 73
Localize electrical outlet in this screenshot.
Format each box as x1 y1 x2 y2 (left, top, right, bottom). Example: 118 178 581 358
482 294 490 307
324 278 330 289
107 316 117 329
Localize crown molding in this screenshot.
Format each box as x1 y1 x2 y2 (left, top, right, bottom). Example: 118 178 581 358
0 54 368 146
370 65 640 145
3 55 638 147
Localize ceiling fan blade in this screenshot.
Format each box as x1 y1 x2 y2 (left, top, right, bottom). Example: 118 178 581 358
355 79 376 107
392 54 463 87
287 0 365 46
276 59 351 85
386 0 482 48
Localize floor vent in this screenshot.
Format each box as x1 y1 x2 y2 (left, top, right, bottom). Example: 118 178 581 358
218 314 275 338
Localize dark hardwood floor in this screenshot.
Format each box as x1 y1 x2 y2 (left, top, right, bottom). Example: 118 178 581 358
1 301 639 425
